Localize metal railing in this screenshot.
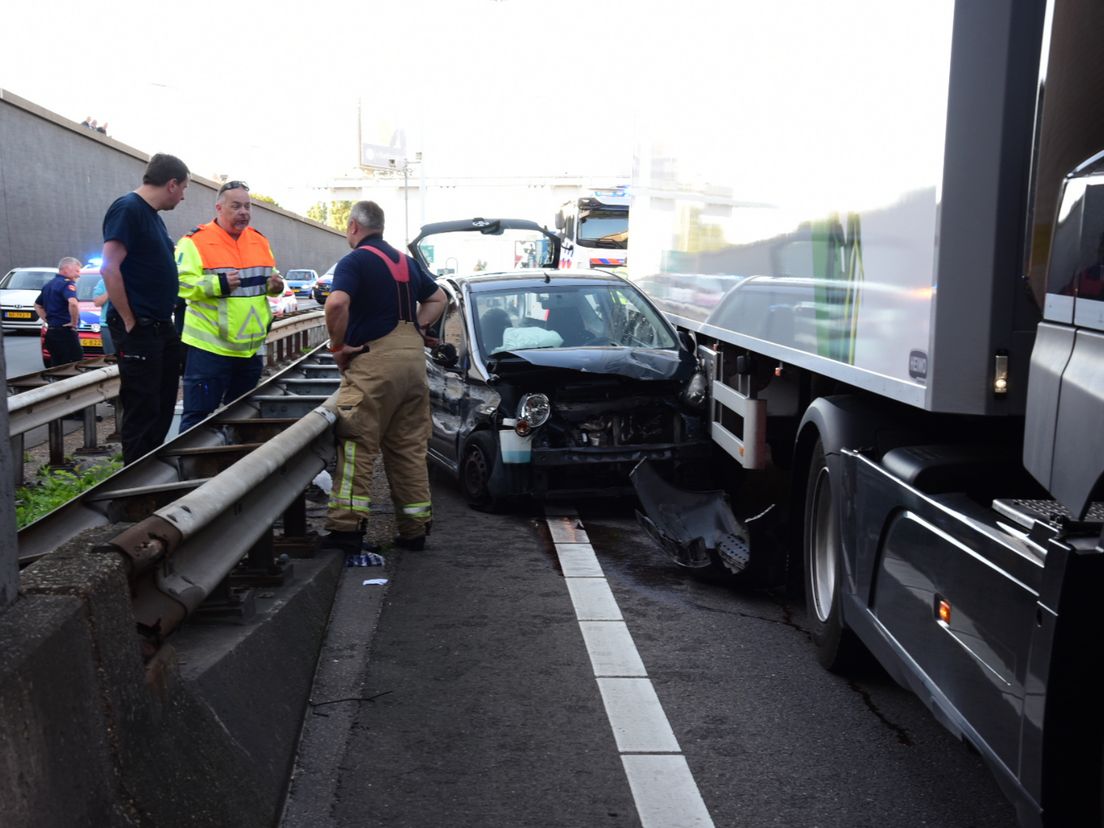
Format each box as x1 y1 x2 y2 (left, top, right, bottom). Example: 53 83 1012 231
7 310 328 485
17 345 343 656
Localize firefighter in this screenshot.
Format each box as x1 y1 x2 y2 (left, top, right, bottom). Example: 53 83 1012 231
175 180 283 431
322 200 446 554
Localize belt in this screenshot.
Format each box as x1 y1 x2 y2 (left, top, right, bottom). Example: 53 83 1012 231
135 317 175 331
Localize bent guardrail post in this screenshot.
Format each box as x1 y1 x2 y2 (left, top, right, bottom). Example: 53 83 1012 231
95 401 337 652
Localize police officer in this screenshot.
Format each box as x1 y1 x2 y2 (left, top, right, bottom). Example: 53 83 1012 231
175 180 282 431
322 200 446 554
34 257 83 366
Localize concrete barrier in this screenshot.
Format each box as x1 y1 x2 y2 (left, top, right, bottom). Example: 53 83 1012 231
0 89 346 278
0 526 342 827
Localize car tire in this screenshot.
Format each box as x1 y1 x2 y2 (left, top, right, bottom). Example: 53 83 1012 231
460 431 500 512
803 438 863 672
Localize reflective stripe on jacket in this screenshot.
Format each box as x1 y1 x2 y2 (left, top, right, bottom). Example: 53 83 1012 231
176 222 276 357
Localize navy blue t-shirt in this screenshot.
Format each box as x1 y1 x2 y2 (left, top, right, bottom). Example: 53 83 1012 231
102 192 178 320
35 274 78 327
333 237 438 346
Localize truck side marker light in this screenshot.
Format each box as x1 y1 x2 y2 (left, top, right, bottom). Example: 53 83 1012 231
937 597 952 624
774 364 784 377
993 353 1009 395
516 420 531 436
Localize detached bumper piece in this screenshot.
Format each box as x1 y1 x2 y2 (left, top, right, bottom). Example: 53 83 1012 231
630 460 752 573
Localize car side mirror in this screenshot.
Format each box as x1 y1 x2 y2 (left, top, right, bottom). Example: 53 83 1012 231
432 342 459 368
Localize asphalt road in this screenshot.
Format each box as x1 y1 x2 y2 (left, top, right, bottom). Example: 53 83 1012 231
283 475 1018 828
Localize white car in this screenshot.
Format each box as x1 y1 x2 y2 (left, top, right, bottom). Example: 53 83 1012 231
1 267 55 331
267 277 299 317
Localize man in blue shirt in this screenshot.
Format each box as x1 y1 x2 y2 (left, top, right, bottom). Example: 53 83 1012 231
100 152 190 464
322 200 446 555
34 257 83 366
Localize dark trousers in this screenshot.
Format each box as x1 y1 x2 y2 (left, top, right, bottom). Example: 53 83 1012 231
179 348 263 432
44 326 83 366
110 320 181 465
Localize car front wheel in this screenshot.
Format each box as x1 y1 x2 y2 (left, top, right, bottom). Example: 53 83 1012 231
460 431 500 511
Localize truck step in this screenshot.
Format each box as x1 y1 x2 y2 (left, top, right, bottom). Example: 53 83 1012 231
716 533 750 574
992 498 1104 530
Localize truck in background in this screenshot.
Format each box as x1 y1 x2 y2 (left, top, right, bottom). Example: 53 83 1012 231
627 2 1104 825
554 187 629 271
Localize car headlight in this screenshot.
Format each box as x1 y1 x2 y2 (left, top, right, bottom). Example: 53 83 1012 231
516 393 551 434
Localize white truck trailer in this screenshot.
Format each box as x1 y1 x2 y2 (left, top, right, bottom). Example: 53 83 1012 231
627 2 1104 824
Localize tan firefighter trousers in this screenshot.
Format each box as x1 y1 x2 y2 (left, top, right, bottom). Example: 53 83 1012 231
325 322 433 538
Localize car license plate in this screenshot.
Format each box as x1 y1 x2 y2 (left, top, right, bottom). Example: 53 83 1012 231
4 311 33 319
84 337 102 348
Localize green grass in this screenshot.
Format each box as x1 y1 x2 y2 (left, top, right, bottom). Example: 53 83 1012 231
15 457 123 529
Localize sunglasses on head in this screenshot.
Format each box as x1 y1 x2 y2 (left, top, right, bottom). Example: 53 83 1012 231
218 180 249 195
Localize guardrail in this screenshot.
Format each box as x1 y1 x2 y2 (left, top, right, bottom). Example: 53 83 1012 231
7 310 328 485
100 401 336 651
17 346 342 659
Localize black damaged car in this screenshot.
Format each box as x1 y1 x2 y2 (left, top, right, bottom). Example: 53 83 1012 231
410 218 711 509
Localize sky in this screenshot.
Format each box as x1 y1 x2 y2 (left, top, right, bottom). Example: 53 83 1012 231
1 1 953 219
0 0 653 214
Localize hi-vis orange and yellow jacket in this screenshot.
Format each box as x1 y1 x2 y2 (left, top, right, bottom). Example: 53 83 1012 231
176 221 276 357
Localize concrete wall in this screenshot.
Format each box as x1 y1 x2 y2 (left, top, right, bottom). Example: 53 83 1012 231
0 89 347 278
0 526 342 827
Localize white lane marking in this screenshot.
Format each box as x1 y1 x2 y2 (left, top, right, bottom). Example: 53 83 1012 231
622 755 715 828
548 510 715 828
597 678 681 753
556 543 604 577
566 578 623 620
547 516 590 544
578 621 648 677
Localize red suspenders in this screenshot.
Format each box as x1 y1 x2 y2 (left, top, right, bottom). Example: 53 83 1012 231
358 245 416 324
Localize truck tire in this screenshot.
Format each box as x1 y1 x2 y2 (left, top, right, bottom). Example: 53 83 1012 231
460 431 500 512
803 438 862 672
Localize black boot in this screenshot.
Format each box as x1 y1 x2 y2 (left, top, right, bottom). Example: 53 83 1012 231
392 534 426 551
320 530 363 554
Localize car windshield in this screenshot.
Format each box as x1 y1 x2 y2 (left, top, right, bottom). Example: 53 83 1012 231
2 270 54 290
471 283 676 354
287 270 311 280
76 273 102 301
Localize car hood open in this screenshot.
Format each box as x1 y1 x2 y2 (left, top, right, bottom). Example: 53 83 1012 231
486 346 693 382
409 217 561 272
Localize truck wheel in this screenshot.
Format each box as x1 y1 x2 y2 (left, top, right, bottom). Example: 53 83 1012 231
803 439 862 672
460 432 500 512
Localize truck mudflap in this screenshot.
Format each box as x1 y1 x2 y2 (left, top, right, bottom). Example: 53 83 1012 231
630 460 772 574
